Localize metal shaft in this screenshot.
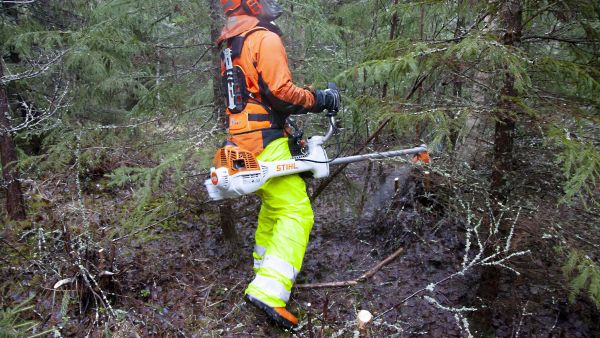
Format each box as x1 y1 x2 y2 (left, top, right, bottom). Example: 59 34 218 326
330 145 427 166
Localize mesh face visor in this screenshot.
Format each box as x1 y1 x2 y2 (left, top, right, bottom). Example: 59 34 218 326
256 0 283 21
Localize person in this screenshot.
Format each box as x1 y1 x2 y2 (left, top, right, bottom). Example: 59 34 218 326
216 0 340 329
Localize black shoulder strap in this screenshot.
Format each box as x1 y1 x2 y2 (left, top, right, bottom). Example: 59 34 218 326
257 20 283 36
229 36 245 58
225 23 285 59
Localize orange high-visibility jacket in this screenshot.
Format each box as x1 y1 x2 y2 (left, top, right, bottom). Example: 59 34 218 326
219 22 316 155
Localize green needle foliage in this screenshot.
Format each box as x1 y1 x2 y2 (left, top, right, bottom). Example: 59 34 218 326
331 0 599 205
563 250 600 309
1 0 599 333
0 297 54 338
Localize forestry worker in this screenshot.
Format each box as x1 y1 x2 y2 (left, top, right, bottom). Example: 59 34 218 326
216 0 340 330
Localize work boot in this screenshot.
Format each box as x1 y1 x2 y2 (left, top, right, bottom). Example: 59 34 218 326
245 294 299 330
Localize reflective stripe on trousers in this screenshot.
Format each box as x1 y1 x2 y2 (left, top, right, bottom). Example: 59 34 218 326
253 244 266 271
248 275 291 303
261 255 299 281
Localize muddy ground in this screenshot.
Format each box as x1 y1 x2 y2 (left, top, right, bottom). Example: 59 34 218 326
2 160 599 337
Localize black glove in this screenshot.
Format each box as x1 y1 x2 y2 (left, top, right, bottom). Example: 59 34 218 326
313 85 340 114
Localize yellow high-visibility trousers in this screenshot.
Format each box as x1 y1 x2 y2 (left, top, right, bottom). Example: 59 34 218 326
245 137 314 307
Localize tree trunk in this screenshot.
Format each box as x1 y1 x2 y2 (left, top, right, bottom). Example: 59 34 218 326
0 61 26 223
381 0 399 99
209 0 225 127
473 1 522 334
414 4 425 142
449 0 465 151
209 0 239 245
452 0 465 98
491 0 522 209
389 0 399 41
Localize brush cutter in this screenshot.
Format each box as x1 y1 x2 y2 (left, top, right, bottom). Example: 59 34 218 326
205 90 429 201
204 115 429 201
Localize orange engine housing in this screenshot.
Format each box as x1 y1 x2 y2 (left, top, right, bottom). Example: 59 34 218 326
213 145 261 175
411 151 431 164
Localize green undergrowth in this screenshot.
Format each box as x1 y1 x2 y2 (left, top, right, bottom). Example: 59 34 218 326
562 250 600 309
0 297 54 338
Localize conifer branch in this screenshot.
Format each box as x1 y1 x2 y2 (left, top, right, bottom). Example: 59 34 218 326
0 51 67 86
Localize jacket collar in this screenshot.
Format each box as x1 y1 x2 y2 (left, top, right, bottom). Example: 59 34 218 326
217 15 260 45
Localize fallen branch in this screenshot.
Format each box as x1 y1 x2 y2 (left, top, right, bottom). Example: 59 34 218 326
295 247 404 289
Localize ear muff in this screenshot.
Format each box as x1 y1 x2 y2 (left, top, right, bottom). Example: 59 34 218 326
242 0 262 16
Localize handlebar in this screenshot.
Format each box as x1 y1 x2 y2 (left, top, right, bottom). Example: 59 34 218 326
323 115 336 143
322 82 338 143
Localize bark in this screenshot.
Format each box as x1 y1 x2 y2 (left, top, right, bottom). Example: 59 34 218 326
419 4 425 41
449 0 465 151
473 1 522 334
209 0 238 244
491 0 522 208
452 0 465 98
209 0 225 127
389 0 399 40
0 61 26 222
413 4 425 142
381 0 400 99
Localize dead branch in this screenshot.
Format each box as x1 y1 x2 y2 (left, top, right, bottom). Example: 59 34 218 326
295 247 404 289
0 51 67 86
359 247 405 280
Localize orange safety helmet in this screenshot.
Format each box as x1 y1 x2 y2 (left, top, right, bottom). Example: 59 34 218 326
220 0 282 21
220 0 242 16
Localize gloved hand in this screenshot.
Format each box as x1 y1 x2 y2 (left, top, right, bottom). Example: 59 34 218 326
312 85 340 114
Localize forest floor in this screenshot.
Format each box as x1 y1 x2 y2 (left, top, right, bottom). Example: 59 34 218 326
1 160 599 337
